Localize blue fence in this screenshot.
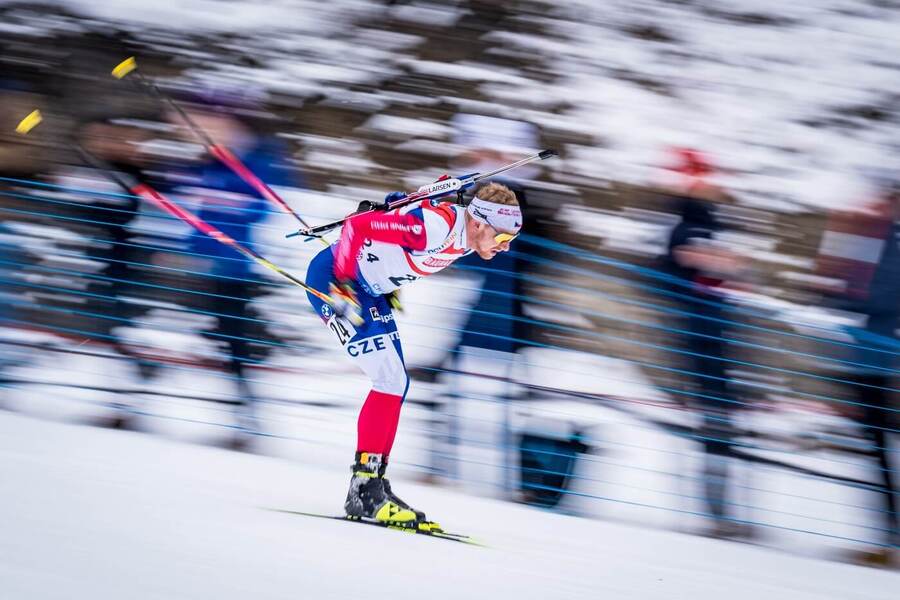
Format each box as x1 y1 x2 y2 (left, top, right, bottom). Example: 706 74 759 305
0 176 896 551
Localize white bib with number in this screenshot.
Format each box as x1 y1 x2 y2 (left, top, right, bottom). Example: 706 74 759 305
355 201 470 295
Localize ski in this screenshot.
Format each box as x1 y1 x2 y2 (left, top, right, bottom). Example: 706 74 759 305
266 508 484 546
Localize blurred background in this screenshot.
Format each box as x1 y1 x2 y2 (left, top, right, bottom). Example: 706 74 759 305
1 0 898 576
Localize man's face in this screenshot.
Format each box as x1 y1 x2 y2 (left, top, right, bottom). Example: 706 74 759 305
469 220 515 260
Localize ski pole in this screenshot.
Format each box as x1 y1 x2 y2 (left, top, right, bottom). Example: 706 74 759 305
286 148 558 239
127 180 337 306
111 56 326 245
14 109 343 313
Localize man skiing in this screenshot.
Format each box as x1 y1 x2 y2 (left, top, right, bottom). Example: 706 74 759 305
304 181 521 529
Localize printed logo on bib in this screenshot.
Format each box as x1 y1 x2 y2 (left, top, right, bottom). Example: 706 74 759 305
422 256 454 268
370 221 422 236
346 332 400 357
428 232 458 254
369 307 395 323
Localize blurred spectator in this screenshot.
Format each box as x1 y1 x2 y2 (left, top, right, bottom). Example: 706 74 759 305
433 113 567 491
449 113 538 357
814 178 900 566
428 114 538 486
0 222 28 406
74 116 170 428
0 77 50 403
658 148 749 538
163 89 302 450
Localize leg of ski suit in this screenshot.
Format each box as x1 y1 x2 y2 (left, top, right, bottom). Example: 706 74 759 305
306 247 409 456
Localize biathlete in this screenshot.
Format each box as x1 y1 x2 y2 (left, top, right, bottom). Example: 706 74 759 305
305 182 521 529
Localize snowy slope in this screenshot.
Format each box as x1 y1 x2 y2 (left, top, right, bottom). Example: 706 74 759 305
3 329 893 556
1 411 897 600
4 0 898 212
506 0 900 211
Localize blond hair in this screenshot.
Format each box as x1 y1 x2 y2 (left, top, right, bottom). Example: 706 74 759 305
473 182 518 206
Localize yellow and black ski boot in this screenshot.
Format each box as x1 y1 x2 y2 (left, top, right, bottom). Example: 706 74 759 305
378 459 442 533
344 452 419 527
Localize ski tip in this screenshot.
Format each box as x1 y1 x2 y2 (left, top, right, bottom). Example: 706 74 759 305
112 56 137 79
15 110 42 135
538 148 559 160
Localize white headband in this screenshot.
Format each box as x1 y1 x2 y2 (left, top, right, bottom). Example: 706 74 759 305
467 197 522 233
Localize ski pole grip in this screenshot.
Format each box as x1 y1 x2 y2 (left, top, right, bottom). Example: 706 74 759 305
286 222 337 239
539 149 558 160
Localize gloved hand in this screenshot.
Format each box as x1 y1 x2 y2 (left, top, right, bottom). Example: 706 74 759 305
384 191 406 203
328 280 364 326
385 290 403 313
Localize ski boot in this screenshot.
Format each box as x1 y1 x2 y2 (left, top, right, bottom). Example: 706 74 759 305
344 452 437 531
378 459 442 533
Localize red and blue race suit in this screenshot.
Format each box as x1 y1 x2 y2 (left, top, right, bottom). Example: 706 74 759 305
304 198 471 456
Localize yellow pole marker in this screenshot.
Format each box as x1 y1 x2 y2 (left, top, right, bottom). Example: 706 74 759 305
15 110 42 135
112 56 137 79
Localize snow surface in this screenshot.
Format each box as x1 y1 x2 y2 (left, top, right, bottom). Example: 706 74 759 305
2 411 897 600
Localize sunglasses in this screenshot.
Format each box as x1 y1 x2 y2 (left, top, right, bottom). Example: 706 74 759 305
493 231 519 244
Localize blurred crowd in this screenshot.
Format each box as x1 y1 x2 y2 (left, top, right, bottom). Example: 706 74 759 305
0 0 897 569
